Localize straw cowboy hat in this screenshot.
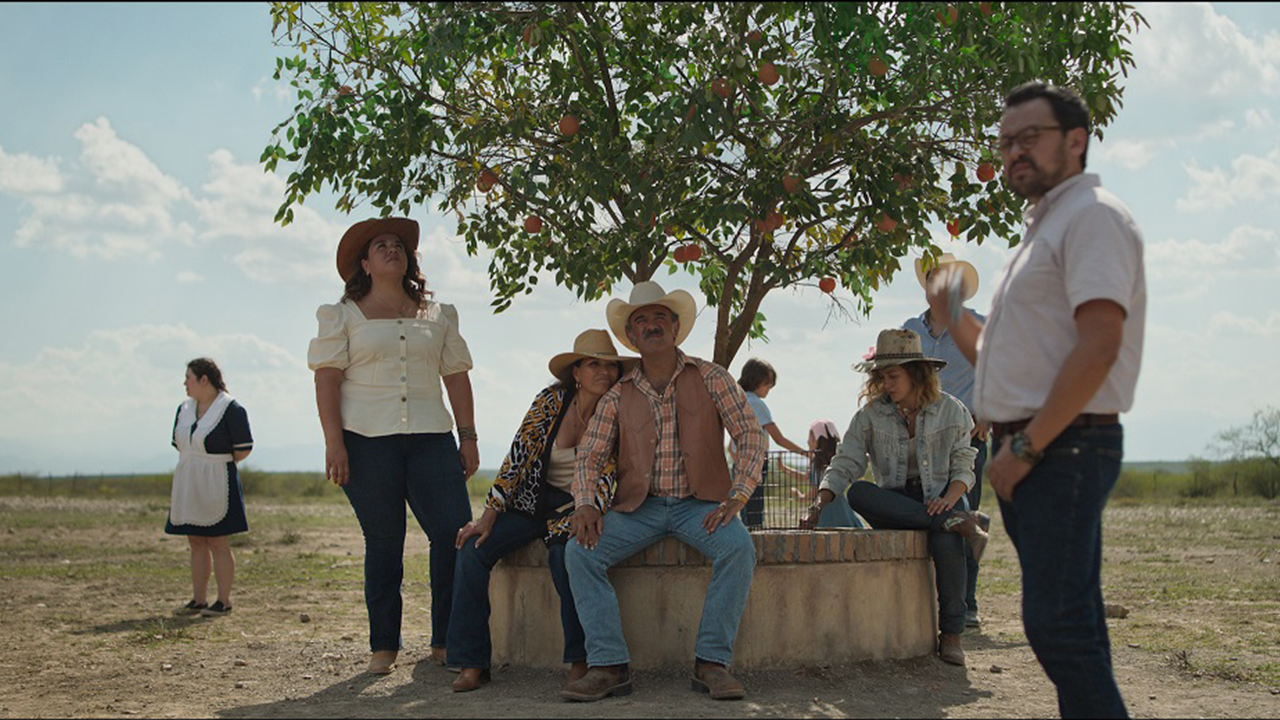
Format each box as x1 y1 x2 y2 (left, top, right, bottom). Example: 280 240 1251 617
914 252 978 302
547 329 638 378
606 281 697 352
854 329 948 373
336 217 420 282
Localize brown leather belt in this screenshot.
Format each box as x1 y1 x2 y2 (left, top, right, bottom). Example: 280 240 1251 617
991 413 1119 438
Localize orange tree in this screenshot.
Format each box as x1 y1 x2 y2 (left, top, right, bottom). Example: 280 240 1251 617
264 2 1146 366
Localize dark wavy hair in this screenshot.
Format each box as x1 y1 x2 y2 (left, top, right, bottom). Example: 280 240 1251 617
1005 81 1092 169
187 358 227 392
340 234 432 305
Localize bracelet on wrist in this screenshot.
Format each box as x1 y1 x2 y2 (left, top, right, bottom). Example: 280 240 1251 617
457 425 478 442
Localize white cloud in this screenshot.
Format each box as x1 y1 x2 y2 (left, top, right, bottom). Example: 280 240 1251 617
1094 138 1166 171
176 271 203 283
0 324 315 467
1210 309 1280 338
0 145 63 193
251 77 291 103
1192 118 1236 140
192 148 349 286
1245 108 1275 129
5 117 196 259
1133 3 1280 97
1176 148 1280 211
74 117 187 203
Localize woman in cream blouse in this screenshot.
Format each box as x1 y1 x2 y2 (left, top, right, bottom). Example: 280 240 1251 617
308 217 479 676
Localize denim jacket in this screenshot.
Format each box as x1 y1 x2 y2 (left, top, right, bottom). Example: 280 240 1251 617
820 392 976 501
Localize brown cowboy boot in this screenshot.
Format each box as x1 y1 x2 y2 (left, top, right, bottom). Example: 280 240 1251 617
561 665 632 702
938 633 966 666
563 661 589 688
692 661 746 700
451 667 490 692
367 650 397 675
944 511 989 563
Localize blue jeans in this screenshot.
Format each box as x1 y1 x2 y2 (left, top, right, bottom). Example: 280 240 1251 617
966 435 989 612
847 482 969 636
446 493 586 668
566 496 756 667
342 430 472 653
995 423 1128 719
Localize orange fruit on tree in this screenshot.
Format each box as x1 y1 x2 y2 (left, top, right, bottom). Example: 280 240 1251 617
683 243 703 262
766 210 784 231
876 212 898 233
868 57 888 77
980 2 992 16
747 29 762 44
673 245 689 263
782 174 801 194
947 219 961 237
711 78 732 99
758 62 780 86
559 114 580 137
524 215 543 233
819 277 836 294
977 162 996 183
477 169 498 193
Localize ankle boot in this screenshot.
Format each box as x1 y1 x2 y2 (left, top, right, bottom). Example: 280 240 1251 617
944 511 989 563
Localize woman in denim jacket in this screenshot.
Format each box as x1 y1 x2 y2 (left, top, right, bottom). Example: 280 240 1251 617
802 329 989 666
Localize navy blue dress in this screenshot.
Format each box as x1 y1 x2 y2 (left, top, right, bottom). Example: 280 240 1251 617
165 400 253 537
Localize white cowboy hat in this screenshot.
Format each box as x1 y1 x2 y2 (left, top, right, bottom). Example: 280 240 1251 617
606 281 697 352
853 329 948 373
547 329 639 378
914 252 978 302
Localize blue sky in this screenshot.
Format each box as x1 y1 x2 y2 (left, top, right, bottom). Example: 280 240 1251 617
2 3 1278 474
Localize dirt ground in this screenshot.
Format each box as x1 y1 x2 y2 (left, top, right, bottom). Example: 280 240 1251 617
0 496 1277 719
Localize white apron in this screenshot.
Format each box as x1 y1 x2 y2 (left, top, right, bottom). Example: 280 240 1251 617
170 392 235 527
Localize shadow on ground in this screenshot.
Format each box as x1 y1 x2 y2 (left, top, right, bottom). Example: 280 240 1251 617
218 654 991 719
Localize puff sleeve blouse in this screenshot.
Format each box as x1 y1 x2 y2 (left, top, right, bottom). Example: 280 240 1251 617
307 299 474 437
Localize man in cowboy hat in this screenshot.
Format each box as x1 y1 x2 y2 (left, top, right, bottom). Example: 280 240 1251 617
562 281 767 702
927 82 1145 718
904 252 991 629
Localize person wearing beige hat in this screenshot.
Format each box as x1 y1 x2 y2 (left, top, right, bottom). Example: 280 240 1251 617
562 281 767 703
307 216 478 675
905 252 990 629
802 328 987 667
445 329 634 692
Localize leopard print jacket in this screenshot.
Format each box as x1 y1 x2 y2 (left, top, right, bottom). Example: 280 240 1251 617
486 385 616 542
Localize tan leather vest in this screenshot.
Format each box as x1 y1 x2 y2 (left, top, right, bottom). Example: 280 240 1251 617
612 364 733 512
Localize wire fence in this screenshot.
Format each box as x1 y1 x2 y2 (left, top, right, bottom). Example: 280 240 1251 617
740 450 855 531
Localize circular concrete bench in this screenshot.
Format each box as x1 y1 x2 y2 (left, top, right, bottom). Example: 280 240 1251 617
488 529 938 669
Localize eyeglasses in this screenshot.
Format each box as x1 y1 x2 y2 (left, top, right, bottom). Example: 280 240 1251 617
996 124 1062 153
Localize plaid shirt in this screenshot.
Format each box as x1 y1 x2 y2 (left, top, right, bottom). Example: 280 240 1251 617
574 350 766 508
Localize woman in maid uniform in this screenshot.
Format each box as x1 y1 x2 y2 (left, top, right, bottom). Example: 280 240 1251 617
167 357 254 618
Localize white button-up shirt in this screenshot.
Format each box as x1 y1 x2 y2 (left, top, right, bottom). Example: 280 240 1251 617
307 299 473 436
974 173 1146 422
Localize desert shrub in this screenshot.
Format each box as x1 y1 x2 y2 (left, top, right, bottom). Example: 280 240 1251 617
1183 458 1225 498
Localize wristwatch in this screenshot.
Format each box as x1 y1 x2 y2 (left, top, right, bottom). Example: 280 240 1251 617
1009 430 1044 465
